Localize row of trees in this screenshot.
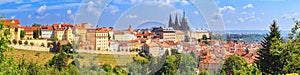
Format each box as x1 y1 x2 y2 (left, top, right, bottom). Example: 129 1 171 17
10 39 45 46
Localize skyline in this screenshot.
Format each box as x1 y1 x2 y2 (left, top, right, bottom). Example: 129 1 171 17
1 0 300 30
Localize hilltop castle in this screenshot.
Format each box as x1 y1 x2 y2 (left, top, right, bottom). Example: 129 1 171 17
168 11 190 32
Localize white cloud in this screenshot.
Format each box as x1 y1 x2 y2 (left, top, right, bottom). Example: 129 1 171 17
107 5 120 14
280 12 299 19
241 11 248 15
238 18 245 22
0 0 22 4
36 14 49 19
36 5 47 14
86 1 101 15
67 9 72 15
219 6 236 13
10 16 16 19
181 0 190 5
193 11 199 15
0 4 32 13
243 4 254 9
28 15 32 19
130 0 143 4
30 0 41 2
126 15 138 19
170 9 183 16
47 3 81 10
69 15 75 20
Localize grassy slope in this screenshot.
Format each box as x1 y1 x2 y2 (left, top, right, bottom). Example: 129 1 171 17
4 49 143 66
4 49 55 65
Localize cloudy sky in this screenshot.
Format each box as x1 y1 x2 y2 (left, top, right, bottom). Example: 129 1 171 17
1 0 300 30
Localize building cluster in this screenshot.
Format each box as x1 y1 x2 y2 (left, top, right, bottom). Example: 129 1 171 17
194 41 260 72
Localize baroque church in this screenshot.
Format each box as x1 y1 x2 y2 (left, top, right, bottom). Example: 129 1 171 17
168 11 191 31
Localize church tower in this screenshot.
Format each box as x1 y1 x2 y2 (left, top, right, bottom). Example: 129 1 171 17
168 14 175 29
174 14 180 30
180 11 190 31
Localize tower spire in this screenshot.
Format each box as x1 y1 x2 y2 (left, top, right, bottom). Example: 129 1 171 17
168 14 173 27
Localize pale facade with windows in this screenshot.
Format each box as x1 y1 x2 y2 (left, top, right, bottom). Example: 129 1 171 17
95 28 109 51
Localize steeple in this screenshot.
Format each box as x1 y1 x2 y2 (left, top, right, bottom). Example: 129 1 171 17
168 14 174 27
175 14 179 28
183 11 186 20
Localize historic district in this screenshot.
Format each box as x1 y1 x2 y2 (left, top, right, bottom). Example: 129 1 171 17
1 14 260 73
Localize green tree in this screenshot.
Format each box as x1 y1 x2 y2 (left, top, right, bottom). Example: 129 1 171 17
52 37 58 42
280 19 300 74
30 42 34 46
62 42 72 53
32 23 41 27
41 43 45 47
33 30 39 39
0 15 19 74
13 39 17 45
221 55 260 75
256 20 283 74
20 30 25 39
46 52 69 70
202 35 208 40
18 40 22 45
24 40 28 45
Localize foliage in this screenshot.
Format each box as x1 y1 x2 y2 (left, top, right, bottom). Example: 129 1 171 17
221 55 260 75
18 40 22 45
13 39 17 45
62 42 72 53
20 30 25 39
41 43 45 47
202 35 208 40
256 20 283 74
52 37 58 42
33 30 39 39
24 40 28 45
46 52 69 70
30 42 34 46
32 23 41 27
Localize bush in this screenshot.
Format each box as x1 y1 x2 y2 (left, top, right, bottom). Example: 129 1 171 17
13 39 17 45
18 40 22 45
24 41 28 45
41 43 45 47
30 42 34 46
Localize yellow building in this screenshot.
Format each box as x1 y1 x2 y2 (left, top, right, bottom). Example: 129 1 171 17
22 26 38 40
175 30 185 42
188 31 211 40
1 19 22 41
95 28 110 51
53 24 74 43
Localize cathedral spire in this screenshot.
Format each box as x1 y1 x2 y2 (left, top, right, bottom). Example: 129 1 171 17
175 14 179 28
168 14 173 27
183 11 186 19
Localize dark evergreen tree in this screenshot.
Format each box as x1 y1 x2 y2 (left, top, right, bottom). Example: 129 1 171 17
256 20 283 74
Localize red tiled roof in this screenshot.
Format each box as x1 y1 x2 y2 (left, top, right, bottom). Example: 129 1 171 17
41 26 53 30
1 20 20 27
22 26 38 31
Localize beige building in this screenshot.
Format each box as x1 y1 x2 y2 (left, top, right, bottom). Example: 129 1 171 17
22 26 38 40
175 30 185 42
143 42 161 57
53 24 74 43
1 20 22 40
188 31 211 40
154 27 176 42
95 28 110 51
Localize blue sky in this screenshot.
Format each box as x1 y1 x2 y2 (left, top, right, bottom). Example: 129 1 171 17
1 0 300 30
